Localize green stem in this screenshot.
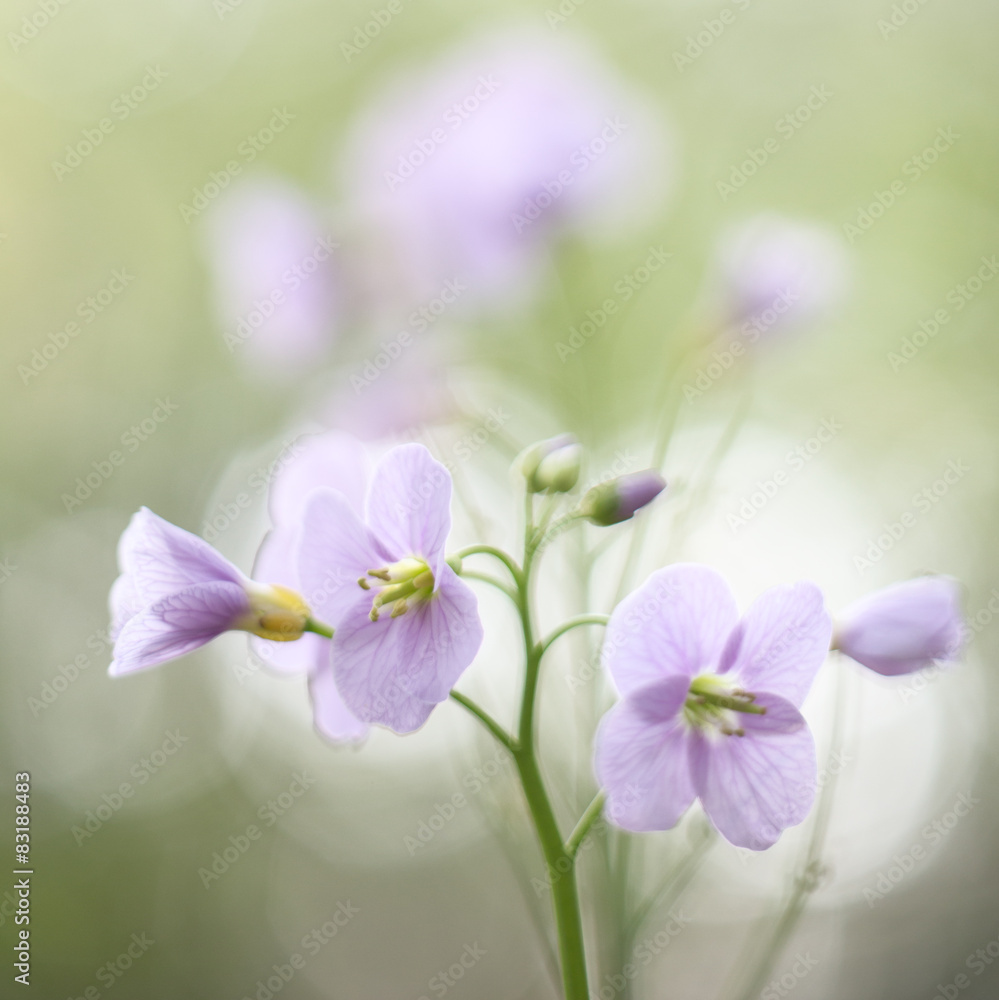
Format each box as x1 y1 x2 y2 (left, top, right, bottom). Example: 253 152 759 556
303 618 334 639
457 569 518 602
513 492 591 1000
513 747 590 1000
449 691 516 752
539 614 610 656
566 792 605 858
453 544 523 585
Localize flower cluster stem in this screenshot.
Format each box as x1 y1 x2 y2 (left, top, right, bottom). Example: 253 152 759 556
451 497 595 999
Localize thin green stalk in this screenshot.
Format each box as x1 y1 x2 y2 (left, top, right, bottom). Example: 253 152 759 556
514 493 591 1000
453 544 523 585
539 614 610 656
304 618 334 639
458 569 519 602
449 691 516 752
566 792 605 858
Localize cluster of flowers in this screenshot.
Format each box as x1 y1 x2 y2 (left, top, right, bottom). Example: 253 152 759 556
108 431 961 851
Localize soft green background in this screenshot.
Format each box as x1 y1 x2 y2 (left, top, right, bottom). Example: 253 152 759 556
2 0 998 997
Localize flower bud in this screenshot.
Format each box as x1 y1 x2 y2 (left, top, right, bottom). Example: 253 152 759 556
581 470 666 526
516 434 582 493
834 576 962 676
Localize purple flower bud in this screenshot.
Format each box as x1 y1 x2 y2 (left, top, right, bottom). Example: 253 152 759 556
516 434 581 493
835 576 963 676
582 470 666 525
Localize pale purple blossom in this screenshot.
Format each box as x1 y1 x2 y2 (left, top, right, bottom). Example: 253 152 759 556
109 508 309 677
339 28 670 312
595 564 832 850
298 443 483 733
835 576 963 676
715 213 848 339
202 176 340 376
252 431 372 743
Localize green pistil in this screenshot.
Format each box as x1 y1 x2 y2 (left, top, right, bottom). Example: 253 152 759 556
683 674 766 737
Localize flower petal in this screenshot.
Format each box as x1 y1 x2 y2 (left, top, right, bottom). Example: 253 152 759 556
109 580 250 676
604 564 739 696
308 659 371 743
118 508 244 612
594 676 696 832
298 488 384 625
720 581 831 707
250 631 326 676
365 443 452 581
690 694 815 850
837 576 963 676
332 568 482 732
269 432 370 528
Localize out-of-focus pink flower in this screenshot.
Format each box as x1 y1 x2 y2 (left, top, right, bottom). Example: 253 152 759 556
715 213 848 340
202 176 341 376
835 576 963 676
339 27 671 312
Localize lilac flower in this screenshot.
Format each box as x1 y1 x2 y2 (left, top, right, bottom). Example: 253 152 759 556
835 576 963 677
109 508 310 677
202 176 340 377
340 28 670 312
298 443 483 733
715 213 848 339
252 431 372 743
595 564 832 850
